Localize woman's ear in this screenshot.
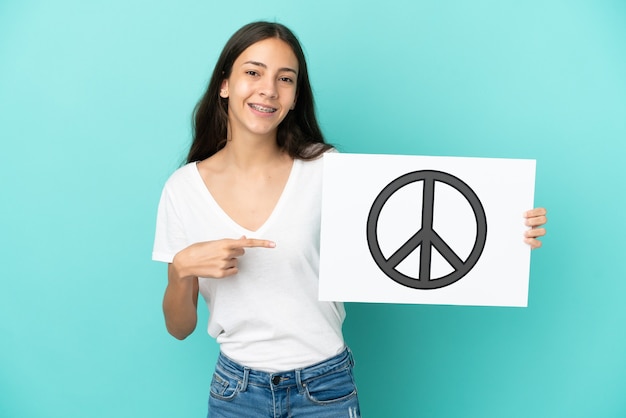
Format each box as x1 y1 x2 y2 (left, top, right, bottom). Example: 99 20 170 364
219 80 229 98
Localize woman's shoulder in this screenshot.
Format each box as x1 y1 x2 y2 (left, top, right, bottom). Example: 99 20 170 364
161 162 200 191
297 147 337 178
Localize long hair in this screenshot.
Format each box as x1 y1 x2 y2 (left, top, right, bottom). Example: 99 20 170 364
187 22 331 164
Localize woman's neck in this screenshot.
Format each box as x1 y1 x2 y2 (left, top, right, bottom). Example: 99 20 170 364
219 132 287 171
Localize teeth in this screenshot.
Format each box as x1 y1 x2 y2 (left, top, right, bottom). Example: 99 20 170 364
250 104 276 113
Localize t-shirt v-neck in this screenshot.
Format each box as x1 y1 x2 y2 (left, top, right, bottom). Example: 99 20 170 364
191 159 301 236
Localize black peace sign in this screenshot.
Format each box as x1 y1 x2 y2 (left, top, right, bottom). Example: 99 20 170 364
366 170 487 290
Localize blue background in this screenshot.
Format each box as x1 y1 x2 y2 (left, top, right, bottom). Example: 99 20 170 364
1 1 625 417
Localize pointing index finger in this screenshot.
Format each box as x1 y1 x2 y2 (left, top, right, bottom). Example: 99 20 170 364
233 238 276 249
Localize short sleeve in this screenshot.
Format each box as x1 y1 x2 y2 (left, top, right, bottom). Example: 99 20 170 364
152 184 187 263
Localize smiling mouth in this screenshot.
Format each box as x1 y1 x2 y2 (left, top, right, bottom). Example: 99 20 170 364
249 103 277 113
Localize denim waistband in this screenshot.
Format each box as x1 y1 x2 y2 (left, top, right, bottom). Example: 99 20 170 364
215 347 354 391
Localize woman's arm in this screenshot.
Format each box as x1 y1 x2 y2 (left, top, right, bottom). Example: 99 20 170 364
162 237 276 340
163 262 199 340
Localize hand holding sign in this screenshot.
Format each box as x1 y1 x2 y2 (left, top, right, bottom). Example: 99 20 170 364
523 208 548 249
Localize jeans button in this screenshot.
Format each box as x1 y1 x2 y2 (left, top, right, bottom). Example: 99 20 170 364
272 376 281 385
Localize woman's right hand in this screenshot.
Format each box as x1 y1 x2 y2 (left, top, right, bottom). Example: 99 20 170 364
171 236 276 280
163 236 275 339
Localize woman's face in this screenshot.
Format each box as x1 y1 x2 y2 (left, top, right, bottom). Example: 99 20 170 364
221 38 299 141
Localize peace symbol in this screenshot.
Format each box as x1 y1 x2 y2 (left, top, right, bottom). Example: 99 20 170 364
366 170 487 290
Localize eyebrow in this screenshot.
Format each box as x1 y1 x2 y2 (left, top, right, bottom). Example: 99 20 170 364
243 60 298 75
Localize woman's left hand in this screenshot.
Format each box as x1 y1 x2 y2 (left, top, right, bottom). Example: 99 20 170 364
523 207 548 249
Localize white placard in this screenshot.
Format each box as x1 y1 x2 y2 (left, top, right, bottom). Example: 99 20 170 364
319 153 536 307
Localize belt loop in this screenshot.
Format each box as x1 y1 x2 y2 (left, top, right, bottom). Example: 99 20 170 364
240 367 250 392
295 369 305 394
347 346 355 367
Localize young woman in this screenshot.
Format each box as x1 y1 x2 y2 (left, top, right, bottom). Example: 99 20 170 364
152 21 548 418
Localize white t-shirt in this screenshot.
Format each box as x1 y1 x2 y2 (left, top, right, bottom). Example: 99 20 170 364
152 156 346 372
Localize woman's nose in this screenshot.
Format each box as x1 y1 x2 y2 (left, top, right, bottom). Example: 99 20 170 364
258 78 278 98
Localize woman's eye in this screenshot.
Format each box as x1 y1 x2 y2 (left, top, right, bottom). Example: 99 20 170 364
246 70 259 76
280 77 294 83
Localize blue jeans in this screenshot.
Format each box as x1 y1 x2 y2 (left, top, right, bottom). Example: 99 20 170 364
208 347 361 417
